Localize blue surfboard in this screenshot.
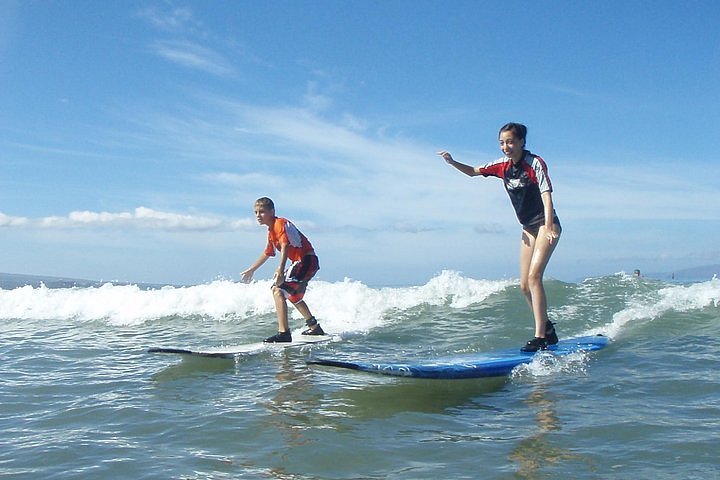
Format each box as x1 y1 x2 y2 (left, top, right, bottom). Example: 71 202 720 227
307 334 610 379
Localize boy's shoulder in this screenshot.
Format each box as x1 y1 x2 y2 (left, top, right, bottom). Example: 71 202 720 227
268 216 289 232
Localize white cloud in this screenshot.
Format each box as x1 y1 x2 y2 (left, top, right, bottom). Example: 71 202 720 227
137 5 201 33
557 163 720 222
108 91 720 248
303 81 334 111
137 4 236 77
112 95 515 235
474 223 505 235
2 207 255 232
149 39 234 76
0 212 29 227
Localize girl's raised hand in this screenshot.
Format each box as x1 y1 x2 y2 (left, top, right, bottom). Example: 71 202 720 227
437 151 454 163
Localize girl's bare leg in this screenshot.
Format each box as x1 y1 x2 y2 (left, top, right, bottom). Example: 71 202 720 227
519 226 559 338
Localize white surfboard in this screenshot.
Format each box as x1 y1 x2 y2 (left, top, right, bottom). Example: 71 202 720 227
148 334 335 359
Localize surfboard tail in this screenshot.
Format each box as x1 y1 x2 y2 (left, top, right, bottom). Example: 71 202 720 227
306 358 363 370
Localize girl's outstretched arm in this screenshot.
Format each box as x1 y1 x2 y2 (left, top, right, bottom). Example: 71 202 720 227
438 151 480 177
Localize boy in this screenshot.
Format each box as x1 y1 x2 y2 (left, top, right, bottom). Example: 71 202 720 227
241 197 324 343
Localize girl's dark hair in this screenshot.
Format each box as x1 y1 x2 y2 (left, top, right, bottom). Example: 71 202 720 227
499 122 527 142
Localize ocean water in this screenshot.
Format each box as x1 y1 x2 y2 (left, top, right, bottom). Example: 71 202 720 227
1 270 719 479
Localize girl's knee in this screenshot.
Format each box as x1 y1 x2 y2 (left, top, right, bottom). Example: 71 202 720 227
527 274 544 292
519 280 531 297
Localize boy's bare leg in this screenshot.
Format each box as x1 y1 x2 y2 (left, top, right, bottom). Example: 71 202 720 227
272 286 290 332
294 300 313 321
295 299 323 333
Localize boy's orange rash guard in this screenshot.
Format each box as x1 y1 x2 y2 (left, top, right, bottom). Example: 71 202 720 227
264 217 315 262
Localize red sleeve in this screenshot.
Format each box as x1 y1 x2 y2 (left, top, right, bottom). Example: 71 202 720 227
477 158 508 178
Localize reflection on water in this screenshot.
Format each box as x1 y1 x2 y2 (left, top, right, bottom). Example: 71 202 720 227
509 386 592 478
313 367 508 419
150 353 236 382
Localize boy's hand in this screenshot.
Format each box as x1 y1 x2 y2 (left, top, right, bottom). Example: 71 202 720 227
273 268 285 286
240 269 253 283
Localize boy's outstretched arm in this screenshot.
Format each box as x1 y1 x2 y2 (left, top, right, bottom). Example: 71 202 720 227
241 253 270 283
438 151 480 177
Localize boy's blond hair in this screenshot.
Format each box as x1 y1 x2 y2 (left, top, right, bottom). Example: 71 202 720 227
255 197 275 210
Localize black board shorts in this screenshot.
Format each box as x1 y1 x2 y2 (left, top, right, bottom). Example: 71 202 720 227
523 217 562 237
278 254 319 304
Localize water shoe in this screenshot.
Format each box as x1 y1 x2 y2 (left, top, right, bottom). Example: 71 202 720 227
264 331 292 343
521 337 548 352
545 321 559 345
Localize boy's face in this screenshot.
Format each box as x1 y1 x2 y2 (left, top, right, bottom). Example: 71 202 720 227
254 204 275 227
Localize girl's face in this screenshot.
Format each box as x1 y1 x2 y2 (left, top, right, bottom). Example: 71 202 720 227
499 130 525 162
254 205 275 227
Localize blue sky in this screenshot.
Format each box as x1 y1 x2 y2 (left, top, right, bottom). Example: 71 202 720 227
1 0 719 285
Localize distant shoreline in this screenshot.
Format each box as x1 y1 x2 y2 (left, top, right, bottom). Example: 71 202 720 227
643 264 720 282
0 272 178 290
2 264 718 290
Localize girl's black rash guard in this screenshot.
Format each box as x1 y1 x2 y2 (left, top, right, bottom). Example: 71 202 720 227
477 150 557 228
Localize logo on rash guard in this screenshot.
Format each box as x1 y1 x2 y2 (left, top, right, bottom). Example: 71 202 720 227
284 220 303 248
505 177 527 191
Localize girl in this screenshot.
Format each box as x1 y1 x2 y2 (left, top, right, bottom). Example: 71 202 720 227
439 123 561 352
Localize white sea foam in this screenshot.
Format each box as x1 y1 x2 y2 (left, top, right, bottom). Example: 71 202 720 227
511 351 591 379
599 277 720 339
0 270 512 329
